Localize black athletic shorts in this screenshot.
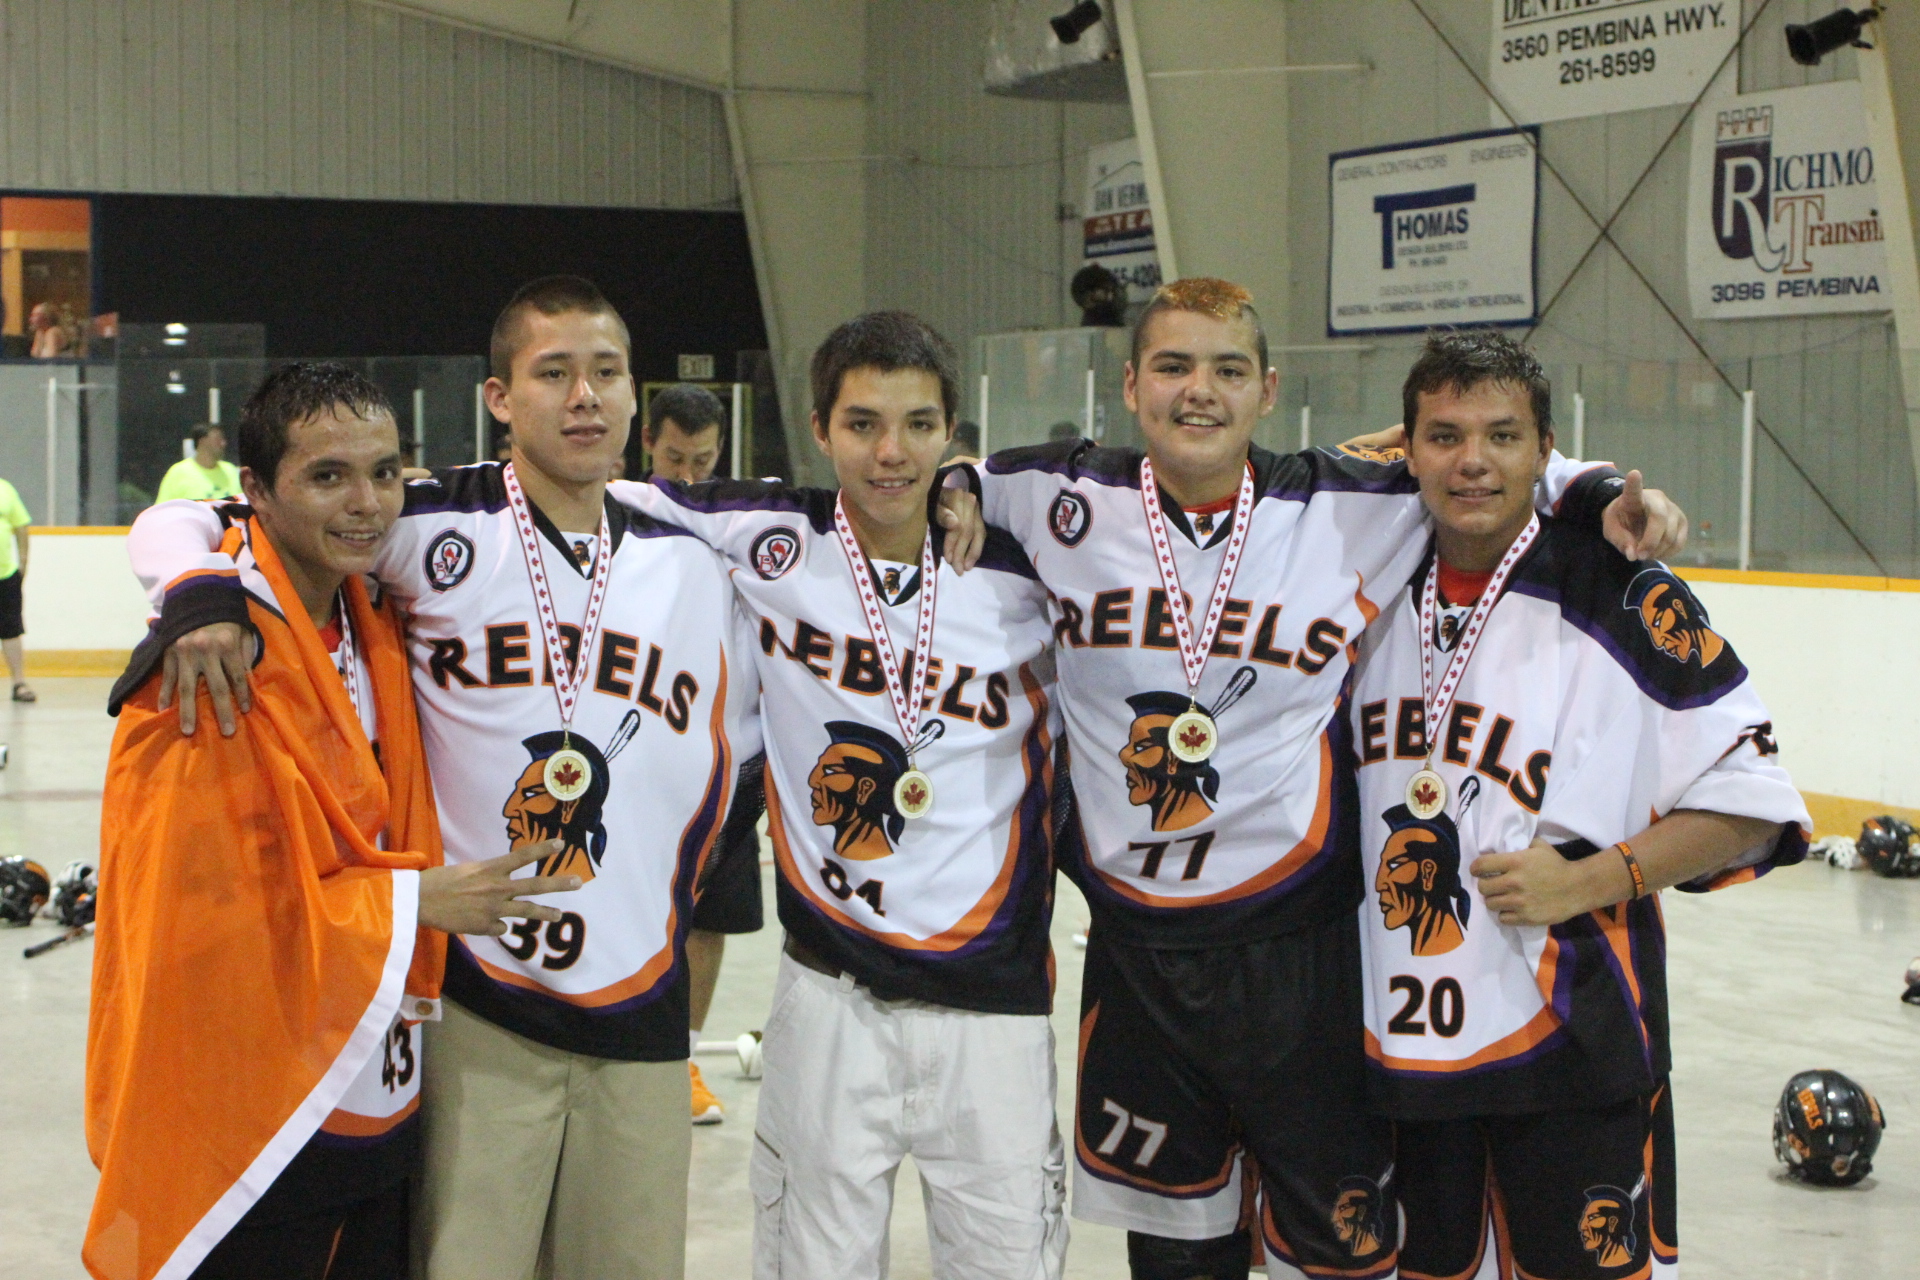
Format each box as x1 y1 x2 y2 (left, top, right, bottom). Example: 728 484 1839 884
191 1177 409 1280
1073 913 1397 1276
0 571 21 641
1396 1084 1677 1279
692 752 766 935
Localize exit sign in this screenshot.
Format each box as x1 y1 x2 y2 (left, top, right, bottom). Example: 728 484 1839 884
677 354 715 380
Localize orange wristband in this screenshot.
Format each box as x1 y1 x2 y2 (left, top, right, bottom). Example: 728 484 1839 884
1616 842 1647 899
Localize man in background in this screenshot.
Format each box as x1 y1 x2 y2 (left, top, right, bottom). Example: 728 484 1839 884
640 380 766 1125
644 383 725 483
156 423 244 502
0 474 31 702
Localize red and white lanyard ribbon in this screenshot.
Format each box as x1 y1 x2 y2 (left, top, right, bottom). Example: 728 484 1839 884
833 495 938 758
333 590 363 727
1416 513 1540 762
504 462 613 737
1138 457 1256 700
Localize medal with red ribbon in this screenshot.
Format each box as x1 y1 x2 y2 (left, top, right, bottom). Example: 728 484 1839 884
1138 457 1256 763
833 495 939 820
1407 512 1541 820
333 590 362 728
504 462 613 803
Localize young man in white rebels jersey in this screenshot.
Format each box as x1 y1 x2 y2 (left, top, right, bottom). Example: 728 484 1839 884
124 277 757 1280
1348 331 1807 1280
960 279 1688 1280
608 312 1066 1280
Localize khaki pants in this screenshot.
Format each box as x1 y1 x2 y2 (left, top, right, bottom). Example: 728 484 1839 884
418 998 691 1280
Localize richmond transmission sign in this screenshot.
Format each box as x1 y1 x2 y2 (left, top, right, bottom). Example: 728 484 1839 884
1686 80 1889 319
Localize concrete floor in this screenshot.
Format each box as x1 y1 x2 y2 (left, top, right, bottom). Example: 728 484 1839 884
2 678 1916 1278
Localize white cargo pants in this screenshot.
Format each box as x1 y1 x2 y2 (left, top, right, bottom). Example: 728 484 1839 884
750 952 1068 1280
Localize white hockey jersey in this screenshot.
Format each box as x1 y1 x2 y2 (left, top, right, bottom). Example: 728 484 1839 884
969 439 1625 947
611 477 1062 1014
1348 519 1809 1118
126 465 758 1061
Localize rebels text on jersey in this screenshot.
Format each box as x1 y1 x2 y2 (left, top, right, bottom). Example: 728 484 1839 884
970 439 1626 948
1348 520 1809 1119
128 466 758 1061
613 477 1060 1015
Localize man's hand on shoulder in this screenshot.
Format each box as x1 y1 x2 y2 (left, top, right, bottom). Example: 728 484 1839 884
160 622 255 737
935 485 985 573
418 841 584 937
1603 470 1688 562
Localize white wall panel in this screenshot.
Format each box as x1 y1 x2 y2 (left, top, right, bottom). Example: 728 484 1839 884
863 0 1132 354
0 0 736 209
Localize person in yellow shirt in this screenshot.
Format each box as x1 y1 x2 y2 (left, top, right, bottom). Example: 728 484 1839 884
0 476 32 702
156 424 244 502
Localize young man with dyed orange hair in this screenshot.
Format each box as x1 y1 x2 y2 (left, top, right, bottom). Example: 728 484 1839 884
958 279 1689 1280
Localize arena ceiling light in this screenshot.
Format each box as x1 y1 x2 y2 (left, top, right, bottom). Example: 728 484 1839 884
1784 6 1880 66
1049 1 1103 44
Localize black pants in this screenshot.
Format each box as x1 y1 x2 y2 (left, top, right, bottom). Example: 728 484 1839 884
191 1178 409 1280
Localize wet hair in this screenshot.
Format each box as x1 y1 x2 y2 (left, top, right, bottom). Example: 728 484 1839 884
1402 329 1552 441
489 275 632 383
237 361 394 490
810 311 959 429
1129 277 1269 372
647 383 725 440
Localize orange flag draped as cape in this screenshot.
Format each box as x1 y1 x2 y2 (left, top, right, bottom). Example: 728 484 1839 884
85 520 445 1280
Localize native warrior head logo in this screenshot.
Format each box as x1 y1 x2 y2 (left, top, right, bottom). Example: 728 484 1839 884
1578 1178 1643 1269
1119 667 1256 833
424 529 475 592
1435 608 1466 653
502 711 639 884
808 719 945 861
1336 442 1406 464
1376 803 1470 956
1331 1169 1393 1260
1048 490 1093 547
1625 569 1725 668
750 526 802 580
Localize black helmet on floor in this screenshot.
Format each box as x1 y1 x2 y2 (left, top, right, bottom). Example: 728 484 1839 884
0 857 50 925
50 862 97 928
1774 1069 1885 1186
1858 816 1920 878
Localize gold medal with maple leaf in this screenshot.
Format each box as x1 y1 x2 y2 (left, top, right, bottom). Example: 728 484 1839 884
893 768 935 820
544 747 594 803
1167 708 1219 764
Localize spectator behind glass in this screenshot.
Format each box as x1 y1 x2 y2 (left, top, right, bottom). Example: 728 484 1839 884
156 424 245 502
0 474 32 701
945 419 981 462
29 303 77 358
644 383 725 483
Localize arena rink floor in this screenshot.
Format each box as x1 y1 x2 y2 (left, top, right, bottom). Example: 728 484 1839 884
1 678 1914 1279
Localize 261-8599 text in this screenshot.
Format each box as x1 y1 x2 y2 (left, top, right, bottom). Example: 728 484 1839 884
1559 47 1656 82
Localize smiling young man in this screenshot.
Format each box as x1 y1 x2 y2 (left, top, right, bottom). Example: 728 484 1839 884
122 279 758 1280
1347 331 1808 1280
93 363 578 1280
961 281 1690 1280
607 311 1068 1279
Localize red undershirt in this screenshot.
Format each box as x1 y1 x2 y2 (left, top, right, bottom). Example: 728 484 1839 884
1437 560 1493 607
317 614 343 654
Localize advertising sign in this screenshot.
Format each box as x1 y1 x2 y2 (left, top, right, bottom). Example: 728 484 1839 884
1084 138 1162 304
1687 80 1888 319
1328 127 1539 337
1490 0 1738 126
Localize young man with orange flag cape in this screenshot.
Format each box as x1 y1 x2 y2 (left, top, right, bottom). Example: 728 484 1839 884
86 363 578 1280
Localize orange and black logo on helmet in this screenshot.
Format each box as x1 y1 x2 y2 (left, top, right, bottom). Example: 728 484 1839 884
1624 568 1725 668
